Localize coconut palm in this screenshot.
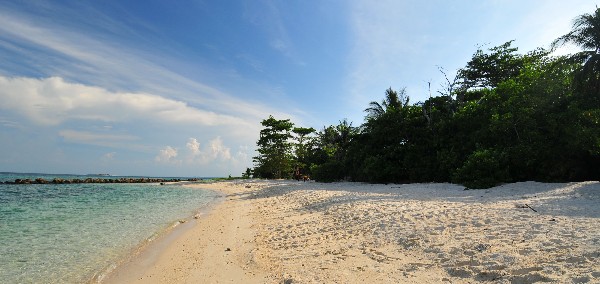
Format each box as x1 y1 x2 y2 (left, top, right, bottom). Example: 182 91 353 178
364 87 409 119
552 7 600 98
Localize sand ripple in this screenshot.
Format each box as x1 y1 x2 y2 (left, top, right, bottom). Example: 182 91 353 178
237 180 600 283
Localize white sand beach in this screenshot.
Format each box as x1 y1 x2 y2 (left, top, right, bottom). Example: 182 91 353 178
103 180 600 283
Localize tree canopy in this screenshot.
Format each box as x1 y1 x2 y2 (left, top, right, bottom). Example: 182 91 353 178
252 116 294 179
553 7 600 102
252 8 600 188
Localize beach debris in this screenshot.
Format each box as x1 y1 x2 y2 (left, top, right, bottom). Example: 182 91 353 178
475 243 491 252
525 204 537 212
245 185 252 188
225 248 231 252
514 203 538 212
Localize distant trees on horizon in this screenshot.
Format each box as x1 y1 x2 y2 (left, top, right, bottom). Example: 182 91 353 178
250 8 600 188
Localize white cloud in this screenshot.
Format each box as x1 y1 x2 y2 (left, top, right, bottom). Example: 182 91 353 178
207 137 232 161
102 152 116 161
0 76 249 127
184 136 233 165
186 138 201 156
0 74 260 174
0 8 294 130
178 137 251 169
235 145 250 164
155 146 179 163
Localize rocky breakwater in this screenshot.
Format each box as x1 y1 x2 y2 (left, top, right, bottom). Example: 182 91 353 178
4 177 202 184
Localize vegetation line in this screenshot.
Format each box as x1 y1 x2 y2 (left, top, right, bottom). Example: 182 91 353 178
249 8 600 189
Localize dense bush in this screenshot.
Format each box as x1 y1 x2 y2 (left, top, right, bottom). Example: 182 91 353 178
310 161 345 183
253 8 600 188
452 149 510 189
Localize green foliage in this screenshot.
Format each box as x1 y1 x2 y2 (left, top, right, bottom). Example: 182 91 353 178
214 176 243 181
251 7 600 188
241 168 252 179
453 149 510 189
253 116 294 179
365 87 409 120
291 126 316 176
308 120 358 182
310 160 345 182
457 41 525 91
553 7 600 103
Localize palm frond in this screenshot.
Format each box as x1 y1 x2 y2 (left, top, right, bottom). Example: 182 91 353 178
552 8 600 53
364 101 385 119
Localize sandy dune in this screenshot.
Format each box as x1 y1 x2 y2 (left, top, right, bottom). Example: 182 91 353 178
104 180 600 283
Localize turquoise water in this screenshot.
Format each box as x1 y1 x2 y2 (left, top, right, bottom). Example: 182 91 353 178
0 173 221 283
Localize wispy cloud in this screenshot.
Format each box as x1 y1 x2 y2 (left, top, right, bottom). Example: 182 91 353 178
58 129 151 152
345 0 595 109
347 1 427 107
0 1 301 176
0 5 294 126
510 1 593 56
0 76 249 127
101 152 116 161
243 0 305 66
0 117 21 129
236 53 265 73
59 130 137 143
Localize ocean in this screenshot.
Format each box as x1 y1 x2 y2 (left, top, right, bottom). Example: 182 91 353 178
0 172 222 283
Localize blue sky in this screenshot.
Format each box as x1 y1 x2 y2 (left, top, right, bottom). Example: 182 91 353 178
0 0 595 177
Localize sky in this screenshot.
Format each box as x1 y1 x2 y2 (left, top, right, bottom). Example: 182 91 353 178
0 0 596 177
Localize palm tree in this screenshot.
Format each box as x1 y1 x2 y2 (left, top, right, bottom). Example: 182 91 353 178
552 7 600 99
364 87 409 119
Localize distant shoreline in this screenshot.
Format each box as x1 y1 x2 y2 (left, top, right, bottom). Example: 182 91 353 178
3 177 202 184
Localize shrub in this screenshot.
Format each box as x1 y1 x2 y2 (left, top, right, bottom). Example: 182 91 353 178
310 161 345 182
453 149 510 189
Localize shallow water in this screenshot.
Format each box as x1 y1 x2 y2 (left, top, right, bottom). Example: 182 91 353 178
0 173 220 283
